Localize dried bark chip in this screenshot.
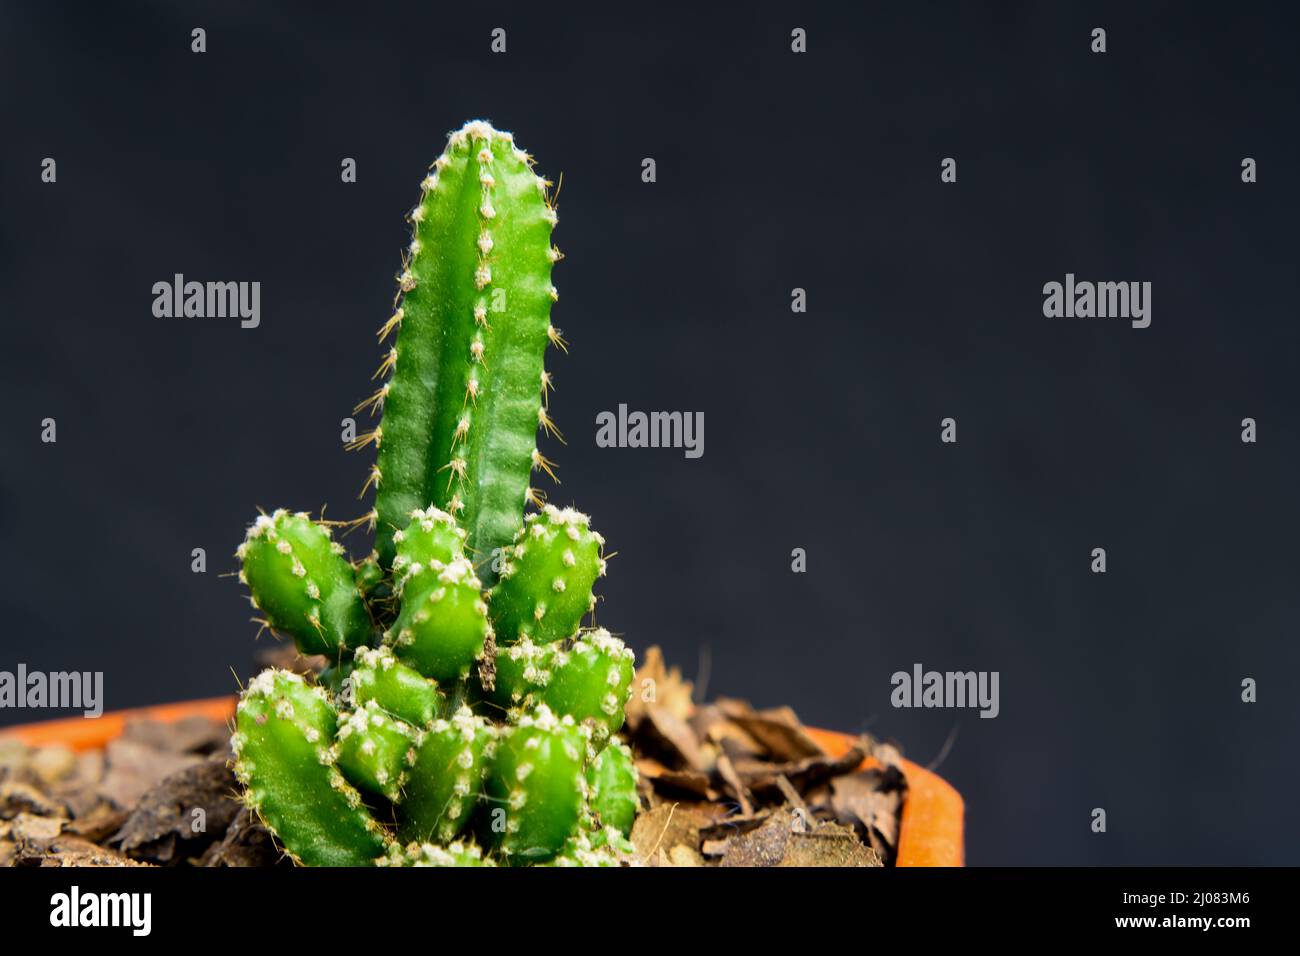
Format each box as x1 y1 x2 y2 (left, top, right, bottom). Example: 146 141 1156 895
666 844 704 867
692 706 767 761
0 738 29 780
200 808 286 868
10 811 145 868
120 715 229 755
31 837 146 867
0 780 66 820
719 808 882 868
74 749 105 785
29 746 76 785
715 753 754 816
630 803 717 862
44 749 110 819
698 811 772 844
700 838 731 857
65 802 128 843
112 755 241 864
98 738 204 810
647 768 718 801
774 774 808 813
11 811 64 845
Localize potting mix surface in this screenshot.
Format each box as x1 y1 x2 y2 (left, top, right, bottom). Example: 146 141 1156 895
0 647 904 867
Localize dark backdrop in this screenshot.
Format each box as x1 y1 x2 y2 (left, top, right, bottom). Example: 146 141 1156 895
2 1 1297 865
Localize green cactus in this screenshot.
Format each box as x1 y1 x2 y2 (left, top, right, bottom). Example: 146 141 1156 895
230 121 640 866
489 636 553 710
483 705 590 862
380 840 495 867
542 629 635 748
237 510 371 659
490 506 606 645
586 737 640 835
391 506 467 578
543 828 632 867
232 670 389 866
366 120 563 574
348 645 445 727
387 555 491 682
488 629 634 750
334 701 418 802
400 705 495 844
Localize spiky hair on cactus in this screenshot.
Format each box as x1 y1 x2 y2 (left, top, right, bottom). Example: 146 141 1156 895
230 120 640 866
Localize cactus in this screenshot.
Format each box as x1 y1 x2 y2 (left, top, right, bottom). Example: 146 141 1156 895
489 636 553 709
490 506 605 644
334 701 418 802
230 121 639 866
488 628 633 749
237 510 370 659
348 645 445 727
399 705 494 844
380 840 495 867
367 120 563 574
586 738 640 835
387 555 491 683
542 629 635 749
232 670 389 866
483 706 590 861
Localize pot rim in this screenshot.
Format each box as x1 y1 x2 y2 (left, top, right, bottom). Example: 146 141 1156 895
0 696 964 866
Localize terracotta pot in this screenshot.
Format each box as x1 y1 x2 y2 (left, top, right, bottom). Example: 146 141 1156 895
0 698 964 866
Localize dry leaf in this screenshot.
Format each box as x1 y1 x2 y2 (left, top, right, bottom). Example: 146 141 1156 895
625 646 694 731
715 698 825 761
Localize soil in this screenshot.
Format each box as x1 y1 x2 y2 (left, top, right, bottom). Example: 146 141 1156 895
0 646 905 867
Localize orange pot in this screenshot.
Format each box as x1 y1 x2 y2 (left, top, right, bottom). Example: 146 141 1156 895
0 699 964 866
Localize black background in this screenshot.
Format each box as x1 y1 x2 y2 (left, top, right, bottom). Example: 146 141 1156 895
2 1 1297 866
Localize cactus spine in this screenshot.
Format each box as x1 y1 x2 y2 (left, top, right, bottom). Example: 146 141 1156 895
231 121 640 866
367 121 563 575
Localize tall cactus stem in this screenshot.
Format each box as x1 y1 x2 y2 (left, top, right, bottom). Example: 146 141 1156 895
370 120 561 576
